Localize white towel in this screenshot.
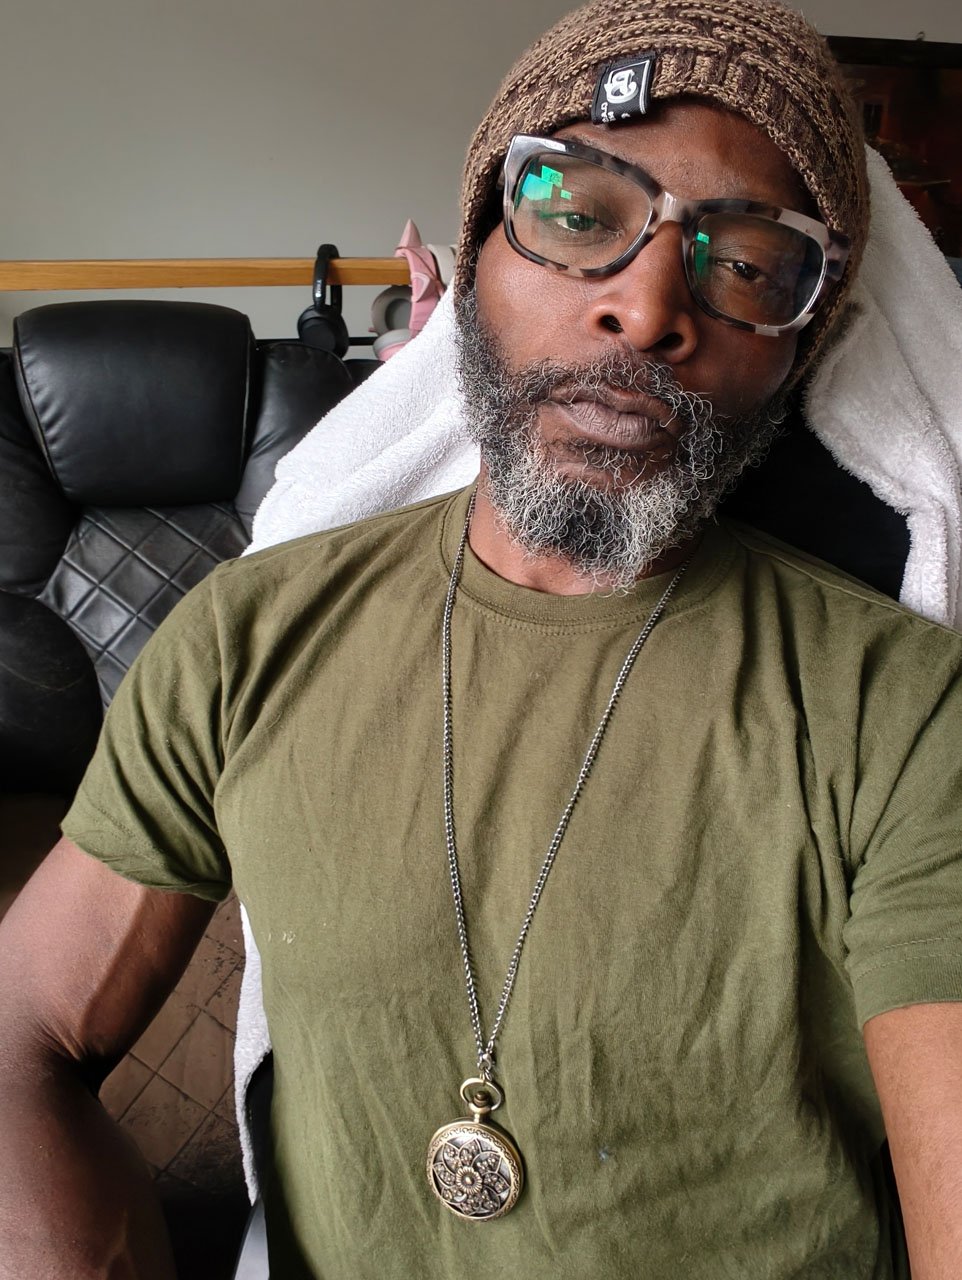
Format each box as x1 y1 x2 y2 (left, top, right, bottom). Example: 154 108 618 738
248 286 478 548
234 146 962 1195
805 147 962 629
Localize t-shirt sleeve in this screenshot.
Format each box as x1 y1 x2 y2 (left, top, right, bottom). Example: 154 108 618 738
62 575 231 901
844 643 962 1026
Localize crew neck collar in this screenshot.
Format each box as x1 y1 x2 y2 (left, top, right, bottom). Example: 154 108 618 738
437 486 735 630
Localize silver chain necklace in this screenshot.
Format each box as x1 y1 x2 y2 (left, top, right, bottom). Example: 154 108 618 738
426 493 689 1221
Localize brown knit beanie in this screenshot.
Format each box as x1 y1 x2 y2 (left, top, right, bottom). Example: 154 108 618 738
456 0 868 376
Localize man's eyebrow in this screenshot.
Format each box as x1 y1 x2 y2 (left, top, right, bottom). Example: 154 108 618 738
557 129 813 211
560 131 654 177
560 131 665 188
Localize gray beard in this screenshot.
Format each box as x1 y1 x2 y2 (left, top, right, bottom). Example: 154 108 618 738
455 287 787 592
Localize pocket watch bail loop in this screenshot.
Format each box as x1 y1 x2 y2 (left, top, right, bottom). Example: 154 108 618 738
460 1076 503 1119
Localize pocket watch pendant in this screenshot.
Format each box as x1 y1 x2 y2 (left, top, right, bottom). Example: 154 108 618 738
426 1078 524 1220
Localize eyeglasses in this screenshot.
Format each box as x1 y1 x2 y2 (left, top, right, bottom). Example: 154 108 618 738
500 134 851 336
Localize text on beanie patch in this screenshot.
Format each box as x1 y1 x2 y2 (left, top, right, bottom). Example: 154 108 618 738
591 54 656 124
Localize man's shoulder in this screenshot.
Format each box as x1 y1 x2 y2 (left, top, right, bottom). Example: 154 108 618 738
726 517 956 616
212 489 461 600
242 488 458 569
717 520 962 691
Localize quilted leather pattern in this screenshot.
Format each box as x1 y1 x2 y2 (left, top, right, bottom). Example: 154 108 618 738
40 504 247 705
2 304 365 795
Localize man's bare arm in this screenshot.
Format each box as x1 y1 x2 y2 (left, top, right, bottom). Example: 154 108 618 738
0 837 215 1279
865 1002 962 1279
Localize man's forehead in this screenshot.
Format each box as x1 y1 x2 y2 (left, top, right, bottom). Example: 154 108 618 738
550 101 816 213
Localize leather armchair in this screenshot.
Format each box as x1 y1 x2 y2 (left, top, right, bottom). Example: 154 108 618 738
0 298 359 877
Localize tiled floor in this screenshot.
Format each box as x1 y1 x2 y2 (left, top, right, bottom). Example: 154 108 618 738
99 893 250 1277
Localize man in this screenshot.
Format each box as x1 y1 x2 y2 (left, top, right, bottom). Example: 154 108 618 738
2 0 961 1276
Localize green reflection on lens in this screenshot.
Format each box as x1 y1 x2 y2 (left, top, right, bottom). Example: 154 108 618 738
694 229 710 278
520 173 554 203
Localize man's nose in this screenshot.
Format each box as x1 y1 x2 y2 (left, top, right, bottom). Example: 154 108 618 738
581 225 699 361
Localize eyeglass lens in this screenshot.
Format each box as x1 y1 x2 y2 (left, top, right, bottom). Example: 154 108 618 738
511 151 826 328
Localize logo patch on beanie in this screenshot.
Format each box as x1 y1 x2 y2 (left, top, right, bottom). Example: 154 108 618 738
591 54 656 124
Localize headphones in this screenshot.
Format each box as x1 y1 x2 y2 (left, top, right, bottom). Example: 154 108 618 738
370 286 413 361
297 243 350 358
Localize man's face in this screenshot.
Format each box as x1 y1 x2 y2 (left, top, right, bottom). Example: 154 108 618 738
458 101 814 589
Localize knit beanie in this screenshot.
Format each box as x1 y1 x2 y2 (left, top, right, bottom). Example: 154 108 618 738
455 0 869 374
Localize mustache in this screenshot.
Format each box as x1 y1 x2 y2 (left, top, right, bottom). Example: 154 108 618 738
498 352 714 432
453 286 716 434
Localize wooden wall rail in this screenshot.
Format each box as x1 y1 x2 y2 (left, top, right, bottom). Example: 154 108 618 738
0 257 410 291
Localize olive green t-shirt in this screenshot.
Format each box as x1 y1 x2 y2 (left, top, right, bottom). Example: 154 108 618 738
64 487 962 1279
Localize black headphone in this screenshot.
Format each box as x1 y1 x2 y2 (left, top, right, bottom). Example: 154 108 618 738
297 243 350 358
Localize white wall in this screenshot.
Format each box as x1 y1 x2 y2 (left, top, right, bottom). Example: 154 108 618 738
3 0 959 346
798 0 959 40
1 0 573 345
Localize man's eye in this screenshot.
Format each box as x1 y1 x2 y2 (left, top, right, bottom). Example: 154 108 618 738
709 254 791 297
538 211 605 234
710 255 766 283
727 259 763 282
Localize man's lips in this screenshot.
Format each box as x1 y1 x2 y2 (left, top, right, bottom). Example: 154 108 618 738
544 394 678 454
